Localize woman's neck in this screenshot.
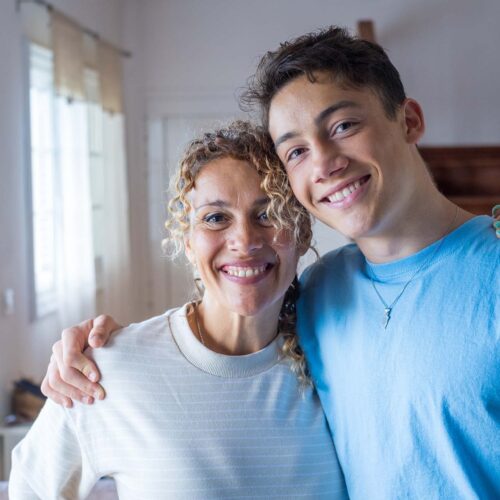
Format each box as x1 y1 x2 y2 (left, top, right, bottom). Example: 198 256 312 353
187 296 282 355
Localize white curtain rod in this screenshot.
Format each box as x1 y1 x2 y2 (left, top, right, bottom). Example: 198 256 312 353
16 0 132 58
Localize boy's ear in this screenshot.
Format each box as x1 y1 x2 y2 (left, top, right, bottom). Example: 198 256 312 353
402 98 425 144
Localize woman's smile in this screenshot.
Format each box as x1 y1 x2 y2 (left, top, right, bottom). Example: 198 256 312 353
221 261 273 281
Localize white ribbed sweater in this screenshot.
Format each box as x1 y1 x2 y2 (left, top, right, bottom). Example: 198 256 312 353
10 305 347 499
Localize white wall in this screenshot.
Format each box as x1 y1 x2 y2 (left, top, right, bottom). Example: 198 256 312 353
0 0 26 420
1 0 499 417
133 0 500 144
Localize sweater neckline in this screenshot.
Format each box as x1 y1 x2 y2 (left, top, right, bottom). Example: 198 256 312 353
167 304 283 378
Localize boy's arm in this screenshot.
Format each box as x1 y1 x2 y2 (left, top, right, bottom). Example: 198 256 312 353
41 315 122 407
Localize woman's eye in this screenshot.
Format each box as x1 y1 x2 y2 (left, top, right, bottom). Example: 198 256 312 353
258 211 273 226
203 213 227 225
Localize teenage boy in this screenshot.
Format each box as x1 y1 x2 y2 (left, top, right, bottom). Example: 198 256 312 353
245 27 499 499
41 27 499 499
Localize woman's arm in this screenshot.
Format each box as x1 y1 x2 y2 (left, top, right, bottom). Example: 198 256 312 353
9 400 99 498
41 315 122 407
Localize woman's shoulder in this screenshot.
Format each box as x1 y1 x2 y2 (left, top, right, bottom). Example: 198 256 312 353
86 305 188 366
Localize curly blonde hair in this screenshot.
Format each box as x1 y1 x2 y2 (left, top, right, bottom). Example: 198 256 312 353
164 120 313 384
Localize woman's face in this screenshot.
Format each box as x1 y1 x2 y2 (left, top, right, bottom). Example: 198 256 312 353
184 158 301 317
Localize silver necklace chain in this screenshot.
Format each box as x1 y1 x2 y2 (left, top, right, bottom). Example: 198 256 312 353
192 301 206 345
367 206 459 329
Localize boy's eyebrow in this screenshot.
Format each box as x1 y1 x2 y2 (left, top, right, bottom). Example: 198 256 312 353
314 100 360 126
274 131 297 150
273 100 360 149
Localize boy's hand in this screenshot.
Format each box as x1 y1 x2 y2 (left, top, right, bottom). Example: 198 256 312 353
41 315 122 407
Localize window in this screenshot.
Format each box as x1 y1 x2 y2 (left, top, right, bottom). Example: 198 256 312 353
29 44 57 317
27 39 130 324
85 68 106 307
28 43 99 320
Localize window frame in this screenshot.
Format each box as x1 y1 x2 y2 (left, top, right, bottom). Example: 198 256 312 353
24 40 61 320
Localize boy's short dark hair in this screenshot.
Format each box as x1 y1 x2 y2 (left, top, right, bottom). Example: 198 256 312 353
242 26 407 128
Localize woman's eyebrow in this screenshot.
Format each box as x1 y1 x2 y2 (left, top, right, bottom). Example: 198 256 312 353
253 197 270 207
194 200 229 211
194 197 269 211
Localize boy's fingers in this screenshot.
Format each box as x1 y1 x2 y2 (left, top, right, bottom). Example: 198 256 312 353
88 315 122 348
58 327 102 383
52 342 105 398
61 349 101 384
42 356 101 405
57 364 105 400
41 375 74 408
44 371 93 405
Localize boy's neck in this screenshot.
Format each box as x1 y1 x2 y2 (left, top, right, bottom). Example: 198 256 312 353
356 195 474 264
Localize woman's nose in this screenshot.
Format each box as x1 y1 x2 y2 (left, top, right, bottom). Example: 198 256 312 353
228 220 264 254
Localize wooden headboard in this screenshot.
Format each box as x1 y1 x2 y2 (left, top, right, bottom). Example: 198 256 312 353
419 146 500 215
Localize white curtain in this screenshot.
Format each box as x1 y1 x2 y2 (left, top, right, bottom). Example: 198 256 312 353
23 4 130 326
100 112 132 322
54 96 96 325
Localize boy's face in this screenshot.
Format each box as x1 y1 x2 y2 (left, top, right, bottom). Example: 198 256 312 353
268 72 424 241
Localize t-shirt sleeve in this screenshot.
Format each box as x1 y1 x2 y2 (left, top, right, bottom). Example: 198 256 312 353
9 400 99 500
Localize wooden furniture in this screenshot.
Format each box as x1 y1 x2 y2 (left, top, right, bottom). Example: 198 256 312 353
356 20 499 215
357 20 376 43
419 146 500 215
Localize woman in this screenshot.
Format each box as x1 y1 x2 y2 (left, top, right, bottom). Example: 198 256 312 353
10 121 347 499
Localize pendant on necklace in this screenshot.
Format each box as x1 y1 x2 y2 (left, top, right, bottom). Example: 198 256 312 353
383 307 392 329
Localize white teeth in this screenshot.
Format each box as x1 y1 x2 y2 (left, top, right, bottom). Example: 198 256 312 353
328 179 363 203
225 265 267 277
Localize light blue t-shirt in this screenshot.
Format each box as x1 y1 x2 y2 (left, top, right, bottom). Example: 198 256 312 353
298 216 499 499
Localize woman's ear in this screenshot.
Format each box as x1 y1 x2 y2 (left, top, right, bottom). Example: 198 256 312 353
184 233 195 266
402 98 425 144
298 242 309 258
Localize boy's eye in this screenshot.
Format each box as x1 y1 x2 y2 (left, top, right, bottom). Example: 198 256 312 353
287 147 306 162
333 121 355 134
